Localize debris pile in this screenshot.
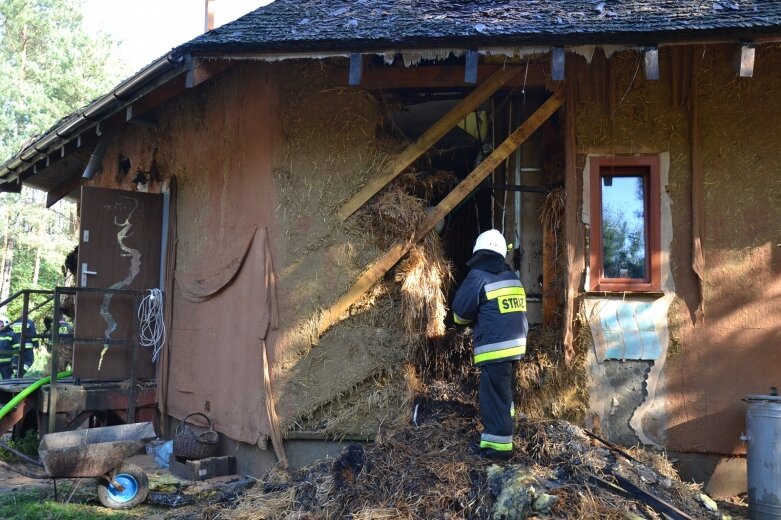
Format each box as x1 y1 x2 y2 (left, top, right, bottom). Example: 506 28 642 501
223 397 725 520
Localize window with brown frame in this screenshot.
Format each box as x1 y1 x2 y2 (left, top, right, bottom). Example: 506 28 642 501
589 156 661 292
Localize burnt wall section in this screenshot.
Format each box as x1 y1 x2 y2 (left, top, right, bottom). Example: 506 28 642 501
597 360 652 446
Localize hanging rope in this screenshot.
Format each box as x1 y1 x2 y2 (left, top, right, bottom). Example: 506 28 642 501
138 288 166 361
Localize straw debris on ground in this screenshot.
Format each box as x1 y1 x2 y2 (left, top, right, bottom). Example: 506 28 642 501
221 399 724 520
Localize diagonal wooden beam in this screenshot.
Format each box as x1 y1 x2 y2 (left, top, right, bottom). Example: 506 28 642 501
185 58 235 89
319 88 565 336
46 172 83 208
337 66 523 221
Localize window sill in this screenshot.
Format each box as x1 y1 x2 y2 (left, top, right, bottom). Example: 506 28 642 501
584 290 666 298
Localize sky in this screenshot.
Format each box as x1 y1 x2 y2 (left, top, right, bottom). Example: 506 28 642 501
82 0 273 77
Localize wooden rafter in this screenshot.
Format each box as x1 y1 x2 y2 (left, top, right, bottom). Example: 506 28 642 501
344 63 546 90
46 173 83 208
185 58 235 89
318 87 565 336
336 66 523 221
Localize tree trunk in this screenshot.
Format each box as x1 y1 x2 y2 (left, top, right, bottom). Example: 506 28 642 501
0 207 11 301
32 246 41 286
1 238 14 302
32 217 43 286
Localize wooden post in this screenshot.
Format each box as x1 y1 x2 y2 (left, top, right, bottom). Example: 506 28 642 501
690 47 705 324
337 66 523 221
542 223 559 325
319 88 564 336
541 120 560 326
18 291 29 378
48 288 60 434
562 55 581 366
349 53 363 86
261 339 287 466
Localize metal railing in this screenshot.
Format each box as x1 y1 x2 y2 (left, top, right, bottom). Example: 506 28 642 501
49 287 147 433
0 287 148 433
0 289 55 379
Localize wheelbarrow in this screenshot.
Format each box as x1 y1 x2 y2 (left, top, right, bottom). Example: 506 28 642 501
0 422 156 509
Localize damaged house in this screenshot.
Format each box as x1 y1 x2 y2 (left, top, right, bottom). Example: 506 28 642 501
0 0 779 500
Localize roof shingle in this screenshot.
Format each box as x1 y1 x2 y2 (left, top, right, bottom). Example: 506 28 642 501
178 0 781 54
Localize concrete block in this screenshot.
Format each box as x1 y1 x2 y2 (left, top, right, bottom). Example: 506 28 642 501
169 455 236 481
673 452 747 498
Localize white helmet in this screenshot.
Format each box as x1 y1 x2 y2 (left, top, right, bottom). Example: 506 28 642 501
0 315 8 328
473 229 508 258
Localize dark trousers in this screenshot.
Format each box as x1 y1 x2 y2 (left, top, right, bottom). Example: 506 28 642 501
0 362 13 379
479 361 516 450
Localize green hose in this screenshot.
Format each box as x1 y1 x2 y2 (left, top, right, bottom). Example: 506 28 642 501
0 370 72 420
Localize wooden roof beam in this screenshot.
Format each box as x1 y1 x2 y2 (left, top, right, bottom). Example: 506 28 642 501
345 63 545 90
46 173 82 208
738 43 755 77
185 57 235 89
319 87 564 336
337 65 524 220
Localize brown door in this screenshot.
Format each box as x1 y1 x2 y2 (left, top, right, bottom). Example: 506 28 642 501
74 187 163 380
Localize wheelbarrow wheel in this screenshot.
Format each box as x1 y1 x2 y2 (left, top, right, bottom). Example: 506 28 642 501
96 462 149 509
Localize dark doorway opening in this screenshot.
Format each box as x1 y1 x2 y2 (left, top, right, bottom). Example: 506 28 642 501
384 87 561 327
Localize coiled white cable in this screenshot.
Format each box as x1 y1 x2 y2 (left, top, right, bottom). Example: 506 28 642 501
138 288 166 362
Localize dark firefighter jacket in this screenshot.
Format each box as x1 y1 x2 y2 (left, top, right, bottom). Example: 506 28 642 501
10 319 38 359
452 251 528 366
0 327 12 364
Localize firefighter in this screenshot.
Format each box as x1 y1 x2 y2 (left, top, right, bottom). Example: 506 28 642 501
10 317 38 377
0 316 13 379
43 315 73 372
452 229 528 460
42 316 72 347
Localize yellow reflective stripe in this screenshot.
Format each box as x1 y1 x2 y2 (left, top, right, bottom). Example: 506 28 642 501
480 440 513 451
485 286 525 300
498 294 526 313
474 345 526 364
453 313 473 325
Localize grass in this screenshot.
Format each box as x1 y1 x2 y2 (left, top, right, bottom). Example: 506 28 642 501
0 488 133 520
0 430 39 462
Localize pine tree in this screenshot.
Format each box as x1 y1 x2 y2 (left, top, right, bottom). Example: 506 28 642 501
0 0 123 323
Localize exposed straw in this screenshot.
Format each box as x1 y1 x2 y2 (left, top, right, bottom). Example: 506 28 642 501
223 412 714 520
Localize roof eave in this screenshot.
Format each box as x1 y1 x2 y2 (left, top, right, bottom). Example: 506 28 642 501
0 53 188 187
180 25 781 56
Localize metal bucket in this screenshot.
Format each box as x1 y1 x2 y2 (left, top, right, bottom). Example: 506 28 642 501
744 393 781 519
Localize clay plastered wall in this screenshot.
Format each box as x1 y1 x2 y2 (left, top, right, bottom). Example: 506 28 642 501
166 63 279 444
90 60 412 443
91 62 280 444
575 44 781 455
668 45 781 455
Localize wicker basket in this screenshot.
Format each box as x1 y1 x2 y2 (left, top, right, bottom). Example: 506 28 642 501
173 412 219 460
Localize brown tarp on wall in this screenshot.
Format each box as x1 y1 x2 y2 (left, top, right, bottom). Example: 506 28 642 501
167 226 280 449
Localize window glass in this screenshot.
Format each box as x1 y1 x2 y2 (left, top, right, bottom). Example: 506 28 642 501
601 174 646 279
